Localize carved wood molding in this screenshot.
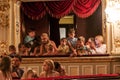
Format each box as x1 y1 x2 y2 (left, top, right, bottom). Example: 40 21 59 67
21 57 119 64
0 2 10 29
20 0 61 2
114 38 120 47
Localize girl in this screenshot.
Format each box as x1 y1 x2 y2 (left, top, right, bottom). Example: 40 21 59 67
0 56 12 80
39 59 60 78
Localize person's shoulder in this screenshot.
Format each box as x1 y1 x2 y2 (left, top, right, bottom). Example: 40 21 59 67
102 44 106 47
53 71 60 76
0 70 2 74
24 35 29 39
74 37 78 40
0 70 4 77
39 71 45 77
19 68 24 72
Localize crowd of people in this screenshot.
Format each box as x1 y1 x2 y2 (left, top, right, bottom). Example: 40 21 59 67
0 28 107 79
2 28 107 57
0 55 66 79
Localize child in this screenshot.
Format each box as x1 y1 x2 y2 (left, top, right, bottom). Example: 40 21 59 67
58 38 70 55
75 36 91 55
18 43 27 56
8 45 16 57
67 28 77 56
86 37 96 54
24 28 36 44
94 35 106 54
24 28 40 56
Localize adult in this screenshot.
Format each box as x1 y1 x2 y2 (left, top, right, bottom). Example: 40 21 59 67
0 56 12 80
39 33 58 55
39 59 60 78
11 54 24 79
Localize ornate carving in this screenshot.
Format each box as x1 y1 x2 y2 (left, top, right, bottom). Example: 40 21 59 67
0 41 7 55
0 0 9 2
0 13 9 28
114 38 120 47
0 2 10 29
0 2 9 12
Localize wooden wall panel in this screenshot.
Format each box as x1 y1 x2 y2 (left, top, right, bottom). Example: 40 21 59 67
20 57 120 76
82 65 93 75
96 65 107 74
113 65 120 74
68 66 80 76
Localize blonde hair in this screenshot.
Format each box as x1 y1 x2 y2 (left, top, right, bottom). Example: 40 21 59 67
78 36 85 43
44 59 55 70
95 35 104 43
22 68 35 79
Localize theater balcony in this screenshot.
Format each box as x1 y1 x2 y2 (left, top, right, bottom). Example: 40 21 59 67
20 54 120 76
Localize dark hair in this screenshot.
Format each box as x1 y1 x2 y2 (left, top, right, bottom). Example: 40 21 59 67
13 54 22 62
9 45 16 51
18 43 25 49
0 56 11 78
89 37 95 42
60 38 67 41
27 28 35 34
54 61 61 69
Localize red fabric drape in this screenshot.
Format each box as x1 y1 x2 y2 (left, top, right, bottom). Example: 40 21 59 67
72 0 101 18
21 2 46 20
21 0 101 20
45 0 74 18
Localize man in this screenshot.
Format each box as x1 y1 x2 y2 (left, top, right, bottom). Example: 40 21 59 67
11 54 24 79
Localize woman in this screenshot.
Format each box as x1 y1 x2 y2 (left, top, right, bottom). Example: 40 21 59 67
39 59 60 78
21 68 38 79
0 56 12 80
54 61 67 76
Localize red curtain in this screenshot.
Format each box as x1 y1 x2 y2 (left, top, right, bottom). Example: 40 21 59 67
21 0 101 19
21 2 46 20
73 0 101 18
45 0 74 18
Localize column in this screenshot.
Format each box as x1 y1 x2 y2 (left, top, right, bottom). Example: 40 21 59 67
14 0 21 52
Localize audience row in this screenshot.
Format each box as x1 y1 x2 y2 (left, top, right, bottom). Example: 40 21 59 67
0 55 66 79
1 28 106 57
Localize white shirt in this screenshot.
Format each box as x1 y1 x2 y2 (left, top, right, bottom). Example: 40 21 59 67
95 44 106 54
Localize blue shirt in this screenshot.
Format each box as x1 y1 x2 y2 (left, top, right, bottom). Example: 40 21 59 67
24 35 35 45
67 37 77 48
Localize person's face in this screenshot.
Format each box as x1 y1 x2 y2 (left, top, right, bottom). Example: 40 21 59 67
42 62 49 71
19 45 26 52
68 33 75 38
29 31 35 37
60 39 67 46
27 72 34 78
9 49 16 53
12 57 21 67
88 38 92 43
77 40 84 46
95 37 100 45
41 36 49 44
